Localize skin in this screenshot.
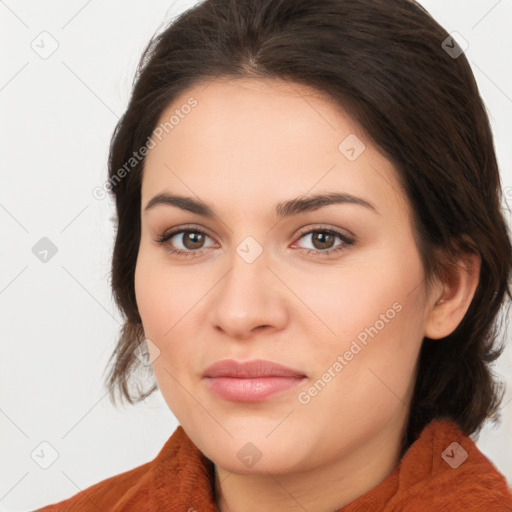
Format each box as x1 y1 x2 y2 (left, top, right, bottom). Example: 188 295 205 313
134 77 480 512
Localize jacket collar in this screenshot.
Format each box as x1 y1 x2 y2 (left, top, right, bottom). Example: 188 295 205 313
148 418 512 511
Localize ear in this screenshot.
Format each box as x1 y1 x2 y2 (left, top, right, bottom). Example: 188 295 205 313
424 250 481 340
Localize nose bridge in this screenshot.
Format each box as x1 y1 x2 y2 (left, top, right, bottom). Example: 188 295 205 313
209 233 288 337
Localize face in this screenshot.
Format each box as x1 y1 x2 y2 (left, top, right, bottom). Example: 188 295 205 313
135 77 434 475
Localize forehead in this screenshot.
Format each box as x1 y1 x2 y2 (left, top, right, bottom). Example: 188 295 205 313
141 77 408 219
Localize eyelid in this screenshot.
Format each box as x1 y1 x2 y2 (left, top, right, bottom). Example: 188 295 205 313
156 223 218 247
159 223 354 240
293 223 355 241
159 223 215 240
156 223 355 256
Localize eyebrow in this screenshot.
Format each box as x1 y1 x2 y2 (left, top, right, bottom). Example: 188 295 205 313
144 191 379 218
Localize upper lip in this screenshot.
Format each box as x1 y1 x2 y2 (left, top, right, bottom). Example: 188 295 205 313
203 359 306 379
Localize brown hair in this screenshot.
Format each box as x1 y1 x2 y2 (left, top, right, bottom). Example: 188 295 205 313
103 0 512 451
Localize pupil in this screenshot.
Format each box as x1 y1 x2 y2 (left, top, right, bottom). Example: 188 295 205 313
314 232 333 250
185 232 204 249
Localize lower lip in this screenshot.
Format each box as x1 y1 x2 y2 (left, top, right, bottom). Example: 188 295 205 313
204 376 307 401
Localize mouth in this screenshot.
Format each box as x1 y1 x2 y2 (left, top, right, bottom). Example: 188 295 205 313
202 359 307 402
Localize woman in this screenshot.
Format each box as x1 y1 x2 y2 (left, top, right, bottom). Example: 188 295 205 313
38 0 512 510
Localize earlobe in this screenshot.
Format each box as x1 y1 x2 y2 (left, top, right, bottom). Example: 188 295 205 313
424 251 481 340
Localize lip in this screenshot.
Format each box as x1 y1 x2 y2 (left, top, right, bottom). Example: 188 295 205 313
202 359 307 402
203 359 306 379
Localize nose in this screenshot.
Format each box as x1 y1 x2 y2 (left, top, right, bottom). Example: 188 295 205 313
208 244 289 340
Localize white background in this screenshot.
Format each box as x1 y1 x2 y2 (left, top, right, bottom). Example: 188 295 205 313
1 1 511 510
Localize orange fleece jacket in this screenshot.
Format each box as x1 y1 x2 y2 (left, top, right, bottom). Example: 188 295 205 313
37 417 512 511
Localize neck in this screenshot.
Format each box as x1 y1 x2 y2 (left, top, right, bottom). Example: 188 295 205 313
212 412 407 512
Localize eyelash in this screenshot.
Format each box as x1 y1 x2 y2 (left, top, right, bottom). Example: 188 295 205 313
154 224 355 258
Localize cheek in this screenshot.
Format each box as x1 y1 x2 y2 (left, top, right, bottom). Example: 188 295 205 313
134 249 203 340
286 258 409 352
295 295 423 459
293 246 426 405
134 254 167 338
134 252 198 414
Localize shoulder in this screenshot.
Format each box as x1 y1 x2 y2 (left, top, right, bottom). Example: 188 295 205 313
35 456 155 511
35 427 191 512
397 418 512 511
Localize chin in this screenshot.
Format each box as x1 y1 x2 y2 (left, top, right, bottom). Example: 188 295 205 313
213 452 299 476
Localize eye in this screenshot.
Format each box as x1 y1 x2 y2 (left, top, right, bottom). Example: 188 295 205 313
155 224 217 257
292 226 355 257
155 224 356 258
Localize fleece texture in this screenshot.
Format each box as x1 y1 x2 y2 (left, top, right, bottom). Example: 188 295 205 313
37 418 512 511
